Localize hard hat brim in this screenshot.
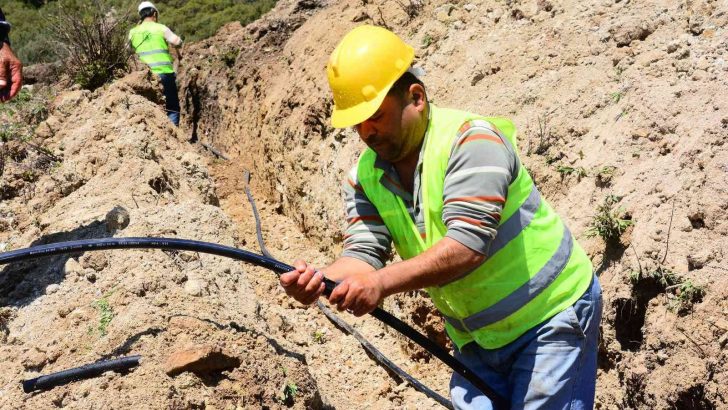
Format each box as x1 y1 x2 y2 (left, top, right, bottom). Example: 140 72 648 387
330 83 390 129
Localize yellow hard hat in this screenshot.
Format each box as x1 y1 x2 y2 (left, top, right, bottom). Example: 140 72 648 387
327 25 415 128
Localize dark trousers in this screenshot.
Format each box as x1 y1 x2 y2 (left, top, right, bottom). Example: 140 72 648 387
158 73 180 126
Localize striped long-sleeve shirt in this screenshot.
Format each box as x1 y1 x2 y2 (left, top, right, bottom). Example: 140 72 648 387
342 117 520 269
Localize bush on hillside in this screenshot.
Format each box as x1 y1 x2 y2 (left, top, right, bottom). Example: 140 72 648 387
45 0 133 90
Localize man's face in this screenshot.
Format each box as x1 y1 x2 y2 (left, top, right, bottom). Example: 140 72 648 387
354 91 422 163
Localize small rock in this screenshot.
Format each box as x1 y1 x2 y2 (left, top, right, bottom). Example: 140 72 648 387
46 284 60 295
666 41 680 54
164 345 241 376
471 72 485 86
172 272 188 284
687 250 713 271
85 272 97 283
719 333 728 348
22 349 48 370
179 252 199 262
464 3 476 12
64 258 83 276
81 252 108 272
57 306 73 318
656 351 669 364
184 279 206 297
105 206 130 232
611 20 653 47
351 11 368 22
631 128 650 139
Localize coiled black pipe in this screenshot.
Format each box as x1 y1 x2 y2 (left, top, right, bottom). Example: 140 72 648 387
22 355 141 393
0 237 507 408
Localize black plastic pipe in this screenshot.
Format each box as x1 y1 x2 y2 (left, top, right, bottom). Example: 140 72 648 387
22 355 141 393
1 237 508 408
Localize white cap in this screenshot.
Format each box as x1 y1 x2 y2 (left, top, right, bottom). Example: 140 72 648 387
138 1 157 13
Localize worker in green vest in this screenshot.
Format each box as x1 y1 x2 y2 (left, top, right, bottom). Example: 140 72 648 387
280 25 603 409
128 1 182 126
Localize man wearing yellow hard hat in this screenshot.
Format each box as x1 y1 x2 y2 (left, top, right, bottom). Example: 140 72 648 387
129 2 183 126
281 25 602 409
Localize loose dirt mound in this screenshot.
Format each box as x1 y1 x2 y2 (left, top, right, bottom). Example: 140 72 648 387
0 72 329 409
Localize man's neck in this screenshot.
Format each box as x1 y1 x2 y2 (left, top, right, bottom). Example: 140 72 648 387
392 102 430 194
143 17 156 23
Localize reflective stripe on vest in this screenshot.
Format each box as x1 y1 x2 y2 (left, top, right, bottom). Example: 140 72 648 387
129 22 174 74
442 225 573 332
137 49 170 57
357 104 593 349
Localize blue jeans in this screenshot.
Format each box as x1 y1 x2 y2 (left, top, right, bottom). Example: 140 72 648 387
158 73 180 126
450 276 602 409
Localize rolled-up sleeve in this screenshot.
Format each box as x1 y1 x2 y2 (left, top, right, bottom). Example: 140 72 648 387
163 26 182 46
442 120 519 256
341 166 392 269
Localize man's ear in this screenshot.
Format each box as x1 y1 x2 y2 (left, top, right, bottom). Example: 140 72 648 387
408 83 427 112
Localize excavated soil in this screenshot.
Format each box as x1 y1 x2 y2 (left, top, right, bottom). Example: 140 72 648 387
1 0 727 409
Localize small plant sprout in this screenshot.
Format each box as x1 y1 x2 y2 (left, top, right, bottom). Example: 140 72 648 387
277 380 298 404
667 279 705 315
594 165 617 186
312 330 326 344
92 290 115 336
586 195 633 245
222 48 239 67
422 33 433 48
611 91 623 103
284 382 298 400
556 165 588 180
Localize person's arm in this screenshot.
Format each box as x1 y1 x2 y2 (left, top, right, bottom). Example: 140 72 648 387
329 119 518 316
163 27 182 47
0 7 23 103
280 165 390 304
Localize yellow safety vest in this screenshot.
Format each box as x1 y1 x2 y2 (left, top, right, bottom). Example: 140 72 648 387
129 21 174 75
357 104 593 349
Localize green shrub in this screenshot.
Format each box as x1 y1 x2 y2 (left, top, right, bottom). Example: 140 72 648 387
586 195 633 245
221 48 239 67
45 0 134 90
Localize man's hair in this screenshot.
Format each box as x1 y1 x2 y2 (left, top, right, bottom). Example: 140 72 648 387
139 7 157 20
387 71 425 101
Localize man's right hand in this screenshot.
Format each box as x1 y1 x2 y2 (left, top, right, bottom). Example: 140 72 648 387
280 259 326 305
0 41 22 103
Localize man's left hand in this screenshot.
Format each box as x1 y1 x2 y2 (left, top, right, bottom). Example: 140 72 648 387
328 272 385 317
0 41 22 103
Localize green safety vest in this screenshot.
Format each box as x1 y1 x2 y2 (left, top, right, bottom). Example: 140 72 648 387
129 21 174 74
357 104 593 349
